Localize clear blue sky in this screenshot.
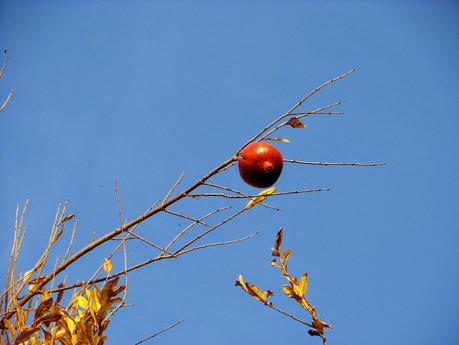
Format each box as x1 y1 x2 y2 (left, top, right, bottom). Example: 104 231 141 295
1 1 458 344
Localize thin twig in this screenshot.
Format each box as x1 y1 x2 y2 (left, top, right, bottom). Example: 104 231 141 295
266 303 313 328
188 188 330 199
0 90 13 113
161 172 185 206
45 231 252 294
178 233 257 255
239 69 354 152
284 159 385 167
133 320 183 345
161 206 230 255
202 182 278 210
163 209 212 228
260 101 343 140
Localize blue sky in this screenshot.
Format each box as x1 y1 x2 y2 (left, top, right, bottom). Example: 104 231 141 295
1 1 458 344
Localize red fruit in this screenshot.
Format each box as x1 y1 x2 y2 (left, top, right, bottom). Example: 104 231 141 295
238 142 283 188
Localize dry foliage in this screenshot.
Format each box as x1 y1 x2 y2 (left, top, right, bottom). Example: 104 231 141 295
236 228 332 344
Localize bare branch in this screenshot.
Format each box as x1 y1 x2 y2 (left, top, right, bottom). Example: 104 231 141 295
178 232 257 255
188 188 330 199
284 159 385 167
133 320 183 345
0 90 13 113
266 302 313 328
161 172 185 206
161 206 229 255
239 69 354 152
163 209 213 228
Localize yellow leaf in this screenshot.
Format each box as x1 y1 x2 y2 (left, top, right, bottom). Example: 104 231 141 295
299 273 308 297
42 290 51 301
65 316 76 333
30 335 37 345
77 295 88 309
245 283 272 303
90 288 101 314
84 287 91 299
103 258 112 274
23 269 34 283
293 282 303 297
234 274 249 293
281 249 292 264
71 334 78 345
245 187 276 210
282 285 295 298
264 137 290 143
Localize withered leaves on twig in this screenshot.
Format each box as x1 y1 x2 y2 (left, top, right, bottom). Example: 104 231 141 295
286 117 306 128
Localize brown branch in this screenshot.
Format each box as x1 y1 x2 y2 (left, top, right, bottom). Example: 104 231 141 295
161 206 229 255
161 172 185 206
43 232 254 295
132 320 183 345
202 182 279 210
284 159 385 167
266 302 313 328
188 188 330 199
177 232 257 255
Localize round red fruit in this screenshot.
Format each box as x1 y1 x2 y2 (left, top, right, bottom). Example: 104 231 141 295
238 142 283 188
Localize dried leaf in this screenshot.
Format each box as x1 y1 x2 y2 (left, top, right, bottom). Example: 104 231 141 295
56 283 65 304
32 313 62 327
312 318 333 333
58 214 75 225
34 297 53 321
14 326 40 345
264 137 290 143
245 187 276 210
245 283 272 303
271 228 283 257
287 117 306 128
281 249 293 264
103 258 112 274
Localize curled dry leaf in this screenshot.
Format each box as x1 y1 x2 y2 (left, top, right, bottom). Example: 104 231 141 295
264 137 290 143
272 228 283 257
281 249 293 264
286 117 306 128
58 214 75 226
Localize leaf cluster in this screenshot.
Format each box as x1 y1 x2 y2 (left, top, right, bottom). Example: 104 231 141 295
235 228 332 345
